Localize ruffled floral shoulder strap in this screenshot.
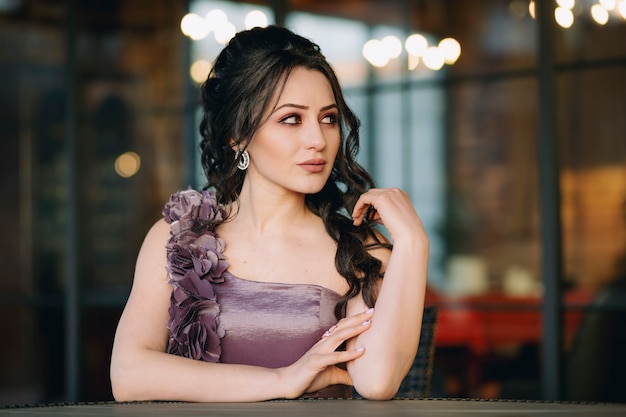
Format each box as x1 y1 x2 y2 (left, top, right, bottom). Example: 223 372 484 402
162 189 229 362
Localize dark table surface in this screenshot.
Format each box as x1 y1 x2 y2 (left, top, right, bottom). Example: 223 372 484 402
2 398 626 417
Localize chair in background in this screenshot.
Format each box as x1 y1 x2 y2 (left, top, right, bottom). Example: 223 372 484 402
395 305 439 398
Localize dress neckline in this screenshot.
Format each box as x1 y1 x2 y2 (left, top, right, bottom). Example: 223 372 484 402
222 270 344 298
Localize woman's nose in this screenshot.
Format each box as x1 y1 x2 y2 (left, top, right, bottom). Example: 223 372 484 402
303 121 326 150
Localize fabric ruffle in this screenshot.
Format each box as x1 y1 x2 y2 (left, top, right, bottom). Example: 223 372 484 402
163 189 228 362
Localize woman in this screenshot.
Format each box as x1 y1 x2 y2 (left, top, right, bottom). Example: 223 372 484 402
110 25 428 402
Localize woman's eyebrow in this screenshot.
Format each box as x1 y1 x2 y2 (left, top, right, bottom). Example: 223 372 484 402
275 103 307 111
273 103 338 112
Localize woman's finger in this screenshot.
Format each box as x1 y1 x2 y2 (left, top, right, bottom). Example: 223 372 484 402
319 308 374 341
352 188 390 225
305 366 352 393
351 188 426 245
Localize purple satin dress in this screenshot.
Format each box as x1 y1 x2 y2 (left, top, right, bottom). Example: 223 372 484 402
162 189 350 399
216 271 349 398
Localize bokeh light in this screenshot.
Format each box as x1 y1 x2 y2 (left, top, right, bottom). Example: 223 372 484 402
422 46 445 70
190 59 211 83
555 6 575 28
556 0 575 9
245 10 268 29
405 33 428 57
439 38 461 64
180 13 209 40
619 0 626 18
214 20 236 44
362 39 390 67
381 35 403 59
591 4 610 24
599 0 616 10
205 9 228 28
114 152 141 178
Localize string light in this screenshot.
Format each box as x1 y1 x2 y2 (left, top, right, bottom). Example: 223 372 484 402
205 9 228 28
555 6 575 27
114 152 141 178
381 35 403 59
599 0 616 10
422 46 445 70
405 34 428 57
591 3 610 24
439 38 461 64
190 59 211 84
245 10 268 29
214 21 236 44
556 0 575 9
362 39 390 67
527 0 624 25
180 8 269 44
363 33 460 71
619 0 626 18
180 13 210 40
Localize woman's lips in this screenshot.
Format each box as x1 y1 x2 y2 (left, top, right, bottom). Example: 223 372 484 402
298 159 326 173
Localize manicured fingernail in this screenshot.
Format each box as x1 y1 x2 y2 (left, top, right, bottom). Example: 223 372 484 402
322 325 337 338
361 319 371 325
356 347 365 353
366 307 374 314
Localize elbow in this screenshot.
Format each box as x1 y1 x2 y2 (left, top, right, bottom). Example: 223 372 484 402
351 361 410 400
111 385 132 403
110 358 144 402
110 364 132 402
111 382 134 403
353 377 400 401
354 385 398 401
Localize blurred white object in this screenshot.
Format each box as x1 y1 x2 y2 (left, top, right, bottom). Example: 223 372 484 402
447 255 489 295
503 265 540 297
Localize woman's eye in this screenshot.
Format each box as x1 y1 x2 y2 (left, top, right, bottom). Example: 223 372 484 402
280 115 301 125
321 114 338 124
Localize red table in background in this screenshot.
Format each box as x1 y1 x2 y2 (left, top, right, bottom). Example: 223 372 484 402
428 289 594 355
424 288 595 397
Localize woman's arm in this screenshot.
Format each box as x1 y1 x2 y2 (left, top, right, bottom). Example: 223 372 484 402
110 219 370 402
345 188 429 400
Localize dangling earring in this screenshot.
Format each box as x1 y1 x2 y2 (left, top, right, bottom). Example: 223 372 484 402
235 150 249 170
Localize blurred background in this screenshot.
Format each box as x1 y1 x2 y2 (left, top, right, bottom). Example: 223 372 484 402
0 0 624 406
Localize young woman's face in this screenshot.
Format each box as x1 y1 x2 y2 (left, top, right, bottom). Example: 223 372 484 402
244 67 340 196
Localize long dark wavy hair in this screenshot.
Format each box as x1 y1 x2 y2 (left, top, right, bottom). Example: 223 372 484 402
198 25 391 317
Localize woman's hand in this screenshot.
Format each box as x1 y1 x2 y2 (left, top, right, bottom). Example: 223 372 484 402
278 309 374 398
352 188 427 246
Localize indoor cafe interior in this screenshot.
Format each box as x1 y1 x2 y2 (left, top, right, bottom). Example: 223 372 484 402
0 0 624 407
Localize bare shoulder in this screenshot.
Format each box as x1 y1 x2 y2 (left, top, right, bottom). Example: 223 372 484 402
113 218 172 354
119 217 172 331
143 218 171 252
132 218 171 289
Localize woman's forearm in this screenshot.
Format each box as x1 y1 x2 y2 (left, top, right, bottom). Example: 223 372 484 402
346 238 429 399
111 346 286 402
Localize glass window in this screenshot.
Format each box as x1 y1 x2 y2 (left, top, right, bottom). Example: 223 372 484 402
286 13 370 87
189 0 275 65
